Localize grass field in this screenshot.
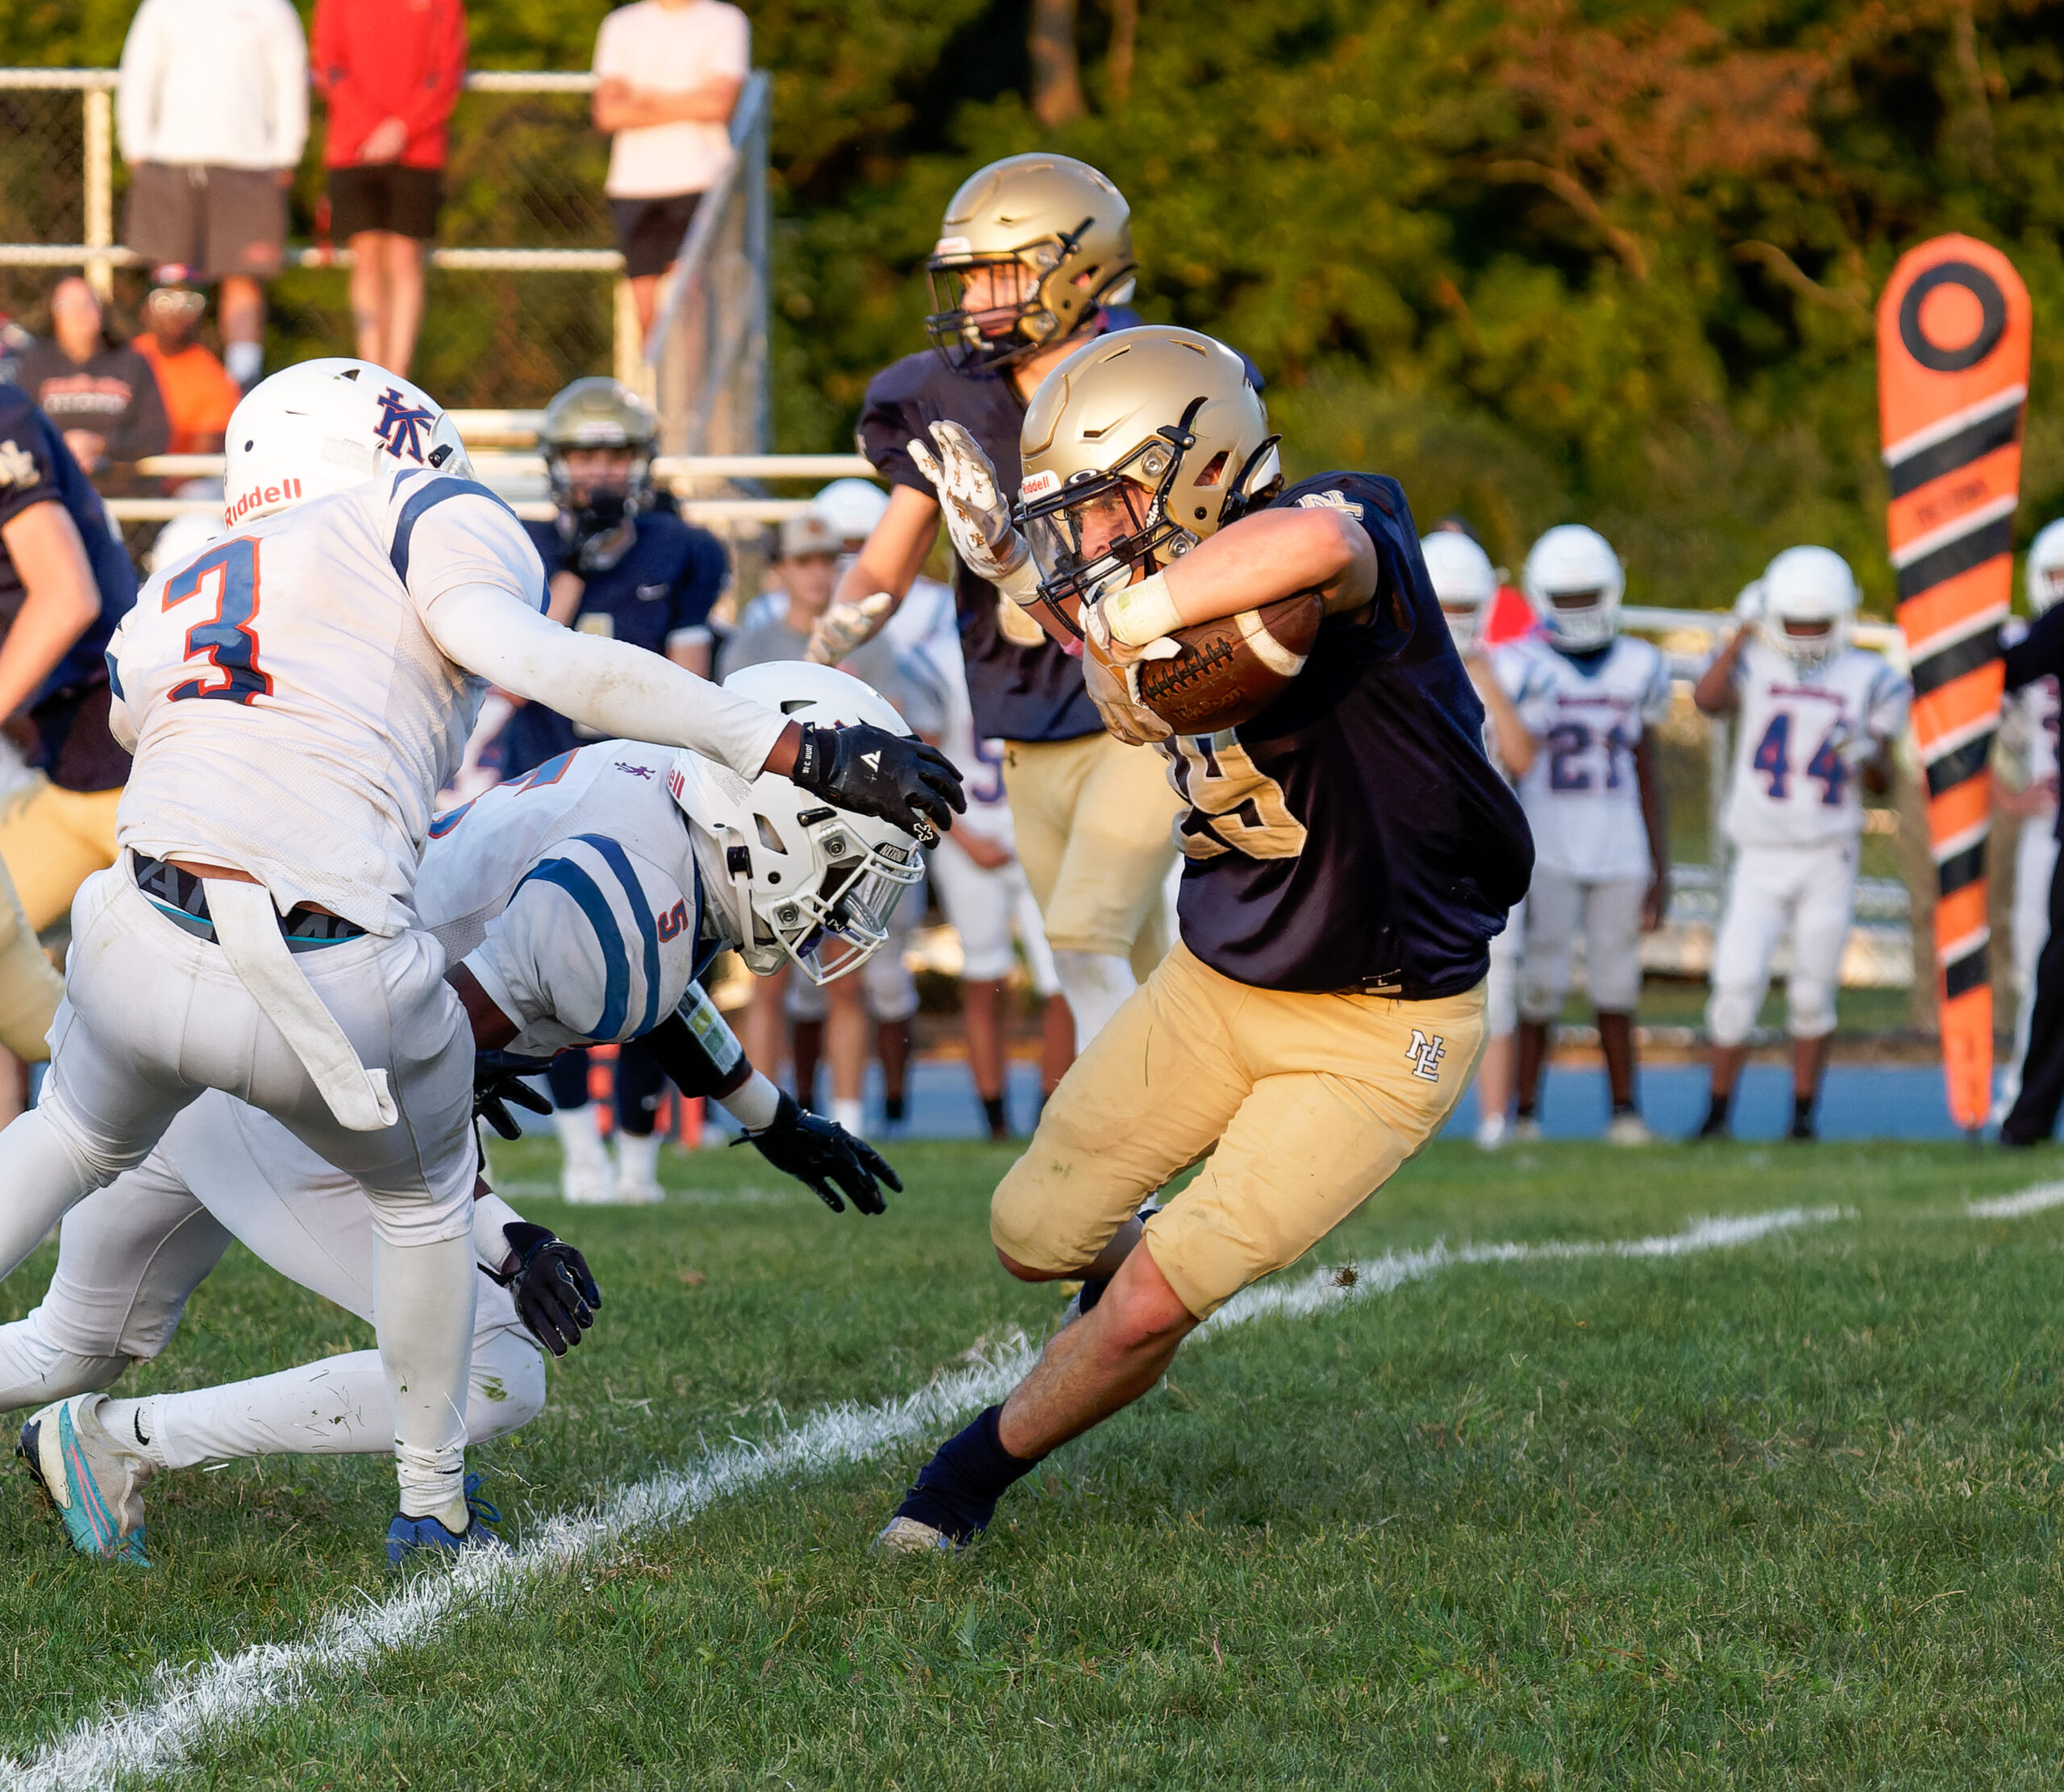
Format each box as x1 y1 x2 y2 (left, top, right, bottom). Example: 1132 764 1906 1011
6 1134 2064 1787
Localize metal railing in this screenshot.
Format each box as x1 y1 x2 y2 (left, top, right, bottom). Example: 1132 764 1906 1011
0 68 645 398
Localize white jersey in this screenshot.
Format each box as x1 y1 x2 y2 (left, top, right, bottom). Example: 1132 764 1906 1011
417 739 715 1060
1498 634 1671 880
1719 640 1910 849
110 470 545 935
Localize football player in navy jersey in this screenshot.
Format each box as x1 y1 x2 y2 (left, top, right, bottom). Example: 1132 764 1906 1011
504 376 732 1202
876 326 1533 1553
805 154 1189 1059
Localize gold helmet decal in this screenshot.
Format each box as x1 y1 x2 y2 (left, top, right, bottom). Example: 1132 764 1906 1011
925 154 1136 372
1015 326 1279 634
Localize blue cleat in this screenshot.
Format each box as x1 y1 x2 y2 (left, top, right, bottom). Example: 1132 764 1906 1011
386 1474 512 1569
18 1394 152 1566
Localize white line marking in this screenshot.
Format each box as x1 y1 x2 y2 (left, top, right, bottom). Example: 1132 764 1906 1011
0 1206 1841 1791
1967 1183 2064 1219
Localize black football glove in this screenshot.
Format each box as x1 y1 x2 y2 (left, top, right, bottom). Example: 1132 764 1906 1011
790 721 964 845
488 1220 602 1358
733 1091 901 1216
472 1052 555 1141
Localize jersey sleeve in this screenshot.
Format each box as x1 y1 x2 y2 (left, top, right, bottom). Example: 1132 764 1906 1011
855 357 937 498
0 396 68 533
388 475 547 622
1275 472 1421 662
1639 645 1674 724
1866 659 1913 742
464 840 690 1047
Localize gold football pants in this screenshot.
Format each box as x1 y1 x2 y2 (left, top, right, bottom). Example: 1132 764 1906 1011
991 942 1486 1319
0 779 120 934
1001 730 1182 977
0 854 60 1062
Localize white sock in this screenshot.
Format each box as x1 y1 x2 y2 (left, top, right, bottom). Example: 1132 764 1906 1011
831 1096 864 1137
1051 950 1138 1054
224 339 264 388
108 1328 544 1472
0 1307 126 1414
375 1233 475 1519
555 1104 612 1200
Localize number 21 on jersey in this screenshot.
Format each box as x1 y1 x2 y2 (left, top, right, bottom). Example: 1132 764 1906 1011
162 537 272 705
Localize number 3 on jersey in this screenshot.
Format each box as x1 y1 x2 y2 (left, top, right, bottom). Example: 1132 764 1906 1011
163 537 272 705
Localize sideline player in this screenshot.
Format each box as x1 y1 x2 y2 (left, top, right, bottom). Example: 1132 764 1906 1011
2000 518 2064 1110
873 326 1532 1553
1690 547 1909 1140
0 360 960 1559
1500 526 1671 1145
1422 529 1536 1149
809 154 1186 1054
510 377 730 1200
11 688 907 1561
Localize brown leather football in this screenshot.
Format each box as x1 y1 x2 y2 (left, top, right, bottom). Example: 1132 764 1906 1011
1128 590 1325 734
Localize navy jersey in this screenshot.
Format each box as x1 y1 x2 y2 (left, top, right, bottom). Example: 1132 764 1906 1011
0 385 138 791
504 509 727 775
857 308 1170 744
1164 472 1533 998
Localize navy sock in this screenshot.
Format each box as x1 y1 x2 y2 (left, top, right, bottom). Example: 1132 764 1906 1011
893 1405 1042 1543
981 1094 1009 1138
1075 1274 1109 1315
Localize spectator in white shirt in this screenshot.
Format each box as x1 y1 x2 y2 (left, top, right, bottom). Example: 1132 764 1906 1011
116 0 308 392
591 0 749 347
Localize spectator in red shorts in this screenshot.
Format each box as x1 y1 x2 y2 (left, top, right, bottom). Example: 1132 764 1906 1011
312 0 468 378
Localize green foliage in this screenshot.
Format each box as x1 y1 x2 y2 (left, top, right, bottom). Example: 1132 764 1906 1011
6 0 2062 603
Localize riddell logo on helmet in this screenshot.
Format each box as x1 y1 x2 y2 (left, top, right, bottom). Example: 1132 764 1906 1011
1019 469 1059 500
226 477 302 523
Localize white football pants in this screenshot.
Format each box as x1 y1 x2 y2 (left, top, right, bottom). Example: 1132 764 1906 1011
1486 894 1527 1038
928 836 1062 991
0 866 481 1512
1705 839 1859 1048
0 1089 541 1469
2003 819 2059 1109
1519 871 1646 1020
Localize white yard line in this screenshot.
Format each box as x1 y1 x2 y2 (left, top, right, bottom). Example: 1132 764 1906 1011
1966 1182 2064 1220
0 1204 1842 1791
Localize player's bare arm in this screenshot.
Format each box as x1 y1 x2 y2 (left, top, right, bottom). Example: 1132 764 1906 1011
1692 626 1750 717
1466 654 1536 778
0 501 102 720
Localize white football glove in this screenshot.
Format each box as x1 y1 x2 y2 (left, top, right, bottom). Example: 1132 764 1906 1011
908 422 1040 602
994 592 1048 648
1082 646 1175 746
805 592 895 666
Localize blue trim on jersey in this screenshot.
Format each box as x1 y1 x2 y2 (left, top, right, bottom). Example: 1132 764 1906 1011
103 648 123 701
572 833 664 1038
387 476 525 589
514 857 630 1041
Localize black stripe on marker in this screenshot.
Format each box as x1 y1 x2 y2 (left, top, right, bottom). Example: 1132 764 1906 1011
1887 403 2022 499
1937 842 1986 896
1925 734 1993 796
1910 623 2001 697
1897 514 2016 603
1945 949 1989 1000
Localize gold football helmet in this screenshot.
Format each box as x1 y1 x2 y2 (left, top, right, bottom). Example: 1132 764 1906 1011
1014 326 1280 636
925 154 1136 372
540 376 660 513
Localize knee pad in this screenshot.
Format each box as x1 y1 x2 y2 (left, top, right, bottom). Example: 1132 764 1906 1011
1706 985 1758 1048
1786 977 1838 1041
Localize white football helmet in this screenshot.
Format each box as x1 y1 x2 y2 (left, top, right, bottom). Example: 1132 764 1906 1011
1758 546 1858 671
223 359 473 528
1421 531 1499 651
669 663 925 985
1523 524 1624 651
813 477 890 545
2028 518 2064 617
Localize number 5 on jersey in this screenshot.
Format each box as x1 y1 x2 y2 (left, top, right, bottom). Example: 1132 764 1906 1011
163 537 272 705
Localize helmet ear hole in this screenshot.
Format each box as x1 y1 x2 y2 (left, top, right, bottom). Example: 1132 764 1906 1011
755 814 788 854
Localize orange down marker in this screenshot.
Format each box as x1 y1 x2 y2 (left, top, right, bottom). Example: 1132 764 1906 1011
1877 234 2031 1133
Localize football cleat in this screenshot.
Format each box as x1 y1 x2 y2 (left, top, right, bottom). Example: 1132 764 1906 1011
555 1107 614 1204
1605 1112 1655 1147
386 1474 513 1569
19 1393 153 1565
872 1515 959 1555
1475 1112 1509 1151
610 1131 665 1205
1511 1115 1543 1143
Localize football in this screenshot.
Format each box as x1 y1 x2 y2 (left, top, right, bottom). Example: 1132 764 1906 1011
1123 589 1325 734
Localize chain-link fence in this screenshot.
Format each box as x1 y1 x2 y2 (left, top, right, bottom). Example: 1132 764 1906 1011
0 69 625 408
